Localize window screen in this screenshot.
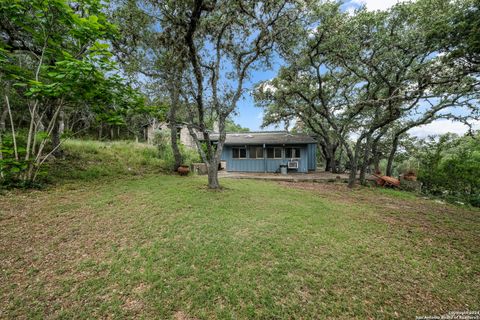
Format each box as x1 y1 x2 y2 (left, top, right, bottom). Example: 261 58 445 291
274 147 282 158
249 146 264 159
267 147 282 159
285 147 301 158
232 147 246 159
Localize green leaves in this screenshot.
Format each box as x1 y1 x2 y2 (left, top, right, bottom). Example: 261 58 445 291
0 0 146 186
0 135 29 184
1 0 121 100
418 132 480 206
47 72 66 79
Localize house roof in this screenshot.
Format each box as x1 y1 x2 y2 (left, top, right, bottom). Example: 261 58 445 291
206 131 317 145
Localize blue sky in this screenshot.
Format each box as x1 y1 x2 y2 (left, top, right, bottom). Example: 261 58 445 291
233 60 282 131
232 0 366 131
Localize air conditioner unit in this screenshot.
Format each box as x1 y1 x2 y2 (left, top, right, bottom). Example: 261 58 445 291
287 160 298 169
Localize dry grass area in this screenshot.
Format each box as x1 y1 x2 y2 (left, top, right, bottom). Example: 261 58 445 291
1 176 479 319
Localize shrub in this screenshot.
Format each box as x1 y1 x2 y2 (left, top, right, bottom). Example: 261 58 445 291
417 133 480 207
152 130 201 170
0 133 30 188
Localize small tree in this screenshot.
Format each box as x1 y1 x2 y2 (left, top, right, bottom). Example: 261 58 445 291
0 0 141 184
160 0 302 188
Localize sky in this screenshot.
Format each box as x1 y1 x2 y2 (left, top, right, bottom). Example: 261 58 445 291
232 0 478 138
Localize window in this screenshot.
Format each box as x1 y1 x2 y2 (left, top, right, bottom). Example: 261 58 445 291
249 146 264 159
232 147 246 159
267 147 282 159
285 147 301 158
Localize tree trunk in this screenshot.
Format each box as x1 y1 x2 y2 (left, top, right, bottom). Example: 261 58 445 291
321 143 337 173
169 123 182 171
347 139 363 188
51 124 61 157
205 116 226 189
386 136 400 176
370 129 387 174
331 158 337 174
348 158 357 188
330 144 338 173
372 139 381 174
337 146 343 173
359 135 372 185
319 143 330 172
98 124 103 140
168 85 183 171
207 161 220 189
373 153 381 174
324 156 332 172
58 109 64 136
51 109 64 158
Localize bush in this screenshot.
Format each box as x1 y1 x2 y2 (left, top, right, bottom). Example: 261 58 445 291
152 130 201 170
417 133 480 207
0 133 30 188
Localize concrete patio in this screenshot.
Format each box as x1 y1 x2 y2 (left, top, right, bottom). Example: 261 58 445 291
218 170 375 183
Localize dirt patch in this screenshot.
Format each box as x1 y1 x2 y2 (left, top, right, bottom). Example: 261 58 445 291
278 181 350 197
174 311 198 320
123 297 144 313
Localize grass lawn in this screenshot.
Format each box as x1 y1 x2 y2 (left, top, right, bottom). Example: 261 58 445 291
1 174 479 319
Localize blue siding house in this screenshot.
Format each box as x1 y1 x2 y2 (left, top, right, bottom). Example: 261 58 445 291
211 132 317 173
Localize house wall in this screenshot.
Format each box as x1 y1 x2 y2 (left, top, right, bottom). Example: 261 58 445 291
145 122 198 150
221 144 315 173
145 121 168 144
179 128 198 149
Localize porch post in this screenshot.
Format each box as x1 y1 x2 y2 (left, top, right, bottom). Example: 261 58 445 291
263 143 266 173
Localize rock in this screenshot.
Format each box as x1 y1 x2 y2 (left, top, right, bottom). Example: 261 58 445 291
192 163 208 175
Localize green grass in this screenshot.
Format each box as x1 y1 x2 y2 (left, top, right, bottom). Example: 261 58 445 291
1 140 479 318
1 173 479 319
374 187 419 200
47 139 166 182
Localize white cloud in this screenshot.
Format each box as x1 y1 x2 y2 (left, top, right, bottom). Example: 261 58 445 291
345 6 357 16
287 118 297 131
408 119 480 138
350 0 408 11
260 82 277 93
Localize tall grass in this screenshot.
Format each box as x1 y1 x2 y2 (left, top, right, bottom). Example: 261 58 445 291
48 139 167 182
153 130 201 169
